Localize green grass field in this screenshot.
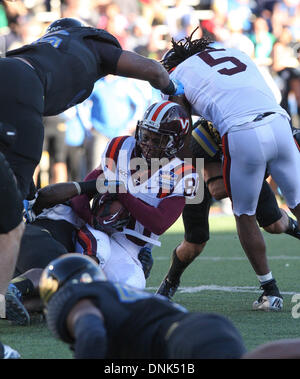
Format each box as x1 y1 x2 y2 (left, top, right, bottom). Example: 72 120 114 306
1 213 299 359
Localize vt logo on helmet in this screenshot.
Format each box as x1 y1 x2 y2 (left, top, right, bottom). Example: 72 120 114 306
135 101 190 162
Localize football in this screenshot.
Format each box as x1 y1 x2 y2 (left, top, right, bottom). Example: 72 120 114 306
91 194 130 234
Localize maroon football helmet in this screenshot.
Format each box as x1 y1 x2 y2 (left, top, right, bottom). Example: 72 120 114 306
135 101 190 161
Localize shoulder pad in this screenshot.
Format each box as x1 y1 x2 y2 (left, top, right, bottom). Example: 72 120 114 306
81 27 121 49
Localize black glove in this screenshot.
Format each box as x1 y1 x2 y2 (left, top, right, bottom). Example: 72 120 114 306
138 247 154 279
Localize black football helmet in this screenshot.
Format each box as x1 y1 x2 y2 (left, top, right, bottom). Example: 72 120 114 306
45 17 84 34
39 253 106 305
135 100 190 161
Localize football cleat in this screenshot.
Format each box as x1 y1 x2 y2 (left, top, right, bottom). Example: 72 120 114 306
156 278 179 300
5 284 30 326
252 279 283 312
253 295 283 312
0 343 21 359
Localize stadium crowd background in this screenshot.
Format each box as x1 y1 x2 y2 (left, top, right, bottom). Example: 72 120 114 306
1 0 299 191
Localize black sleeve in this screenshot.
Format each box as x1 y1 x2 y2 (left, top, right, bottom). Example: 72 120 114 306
190 134 221 163
84 38 123 75
256 180 282 228
190 119 222 163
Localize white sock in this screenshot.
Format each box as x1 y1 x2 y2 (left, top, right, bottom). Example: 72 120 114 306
257 272 273 284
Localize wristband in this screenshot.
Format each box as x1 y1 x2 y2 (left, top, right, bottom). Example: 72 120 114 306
161 79 176 95
78 180 98 196
206 175 223 187
72 182 81 195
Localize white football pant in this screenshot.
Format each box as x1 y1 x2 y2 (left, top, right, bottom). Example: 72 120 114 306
224 114 300 216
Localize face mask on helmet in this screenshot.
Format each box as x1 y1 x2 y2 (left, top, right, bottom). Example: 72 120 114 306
39 253 106 305
136 101 190 162
45 18 84 34
136 127 170 162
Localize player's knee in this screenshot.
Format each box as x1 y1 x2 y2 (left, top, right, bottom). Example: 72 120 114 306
177 241 206 262
209 184 227 200
263 211 288 234
263 221 284 234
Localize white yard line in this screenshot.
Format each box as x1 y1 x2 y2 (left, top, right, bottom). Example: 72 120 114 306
155 255 300 261
147 285 298 296
151 255 299 295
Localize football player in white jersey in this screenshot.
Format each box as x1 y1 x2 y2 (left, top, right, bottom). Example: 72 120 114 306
157 119 300 312
162 29 300 311
4 101 199 325
71 100 199 289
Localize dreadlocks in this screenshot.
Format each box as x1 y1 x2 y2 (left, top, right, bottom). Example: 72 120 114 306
161 27 212 72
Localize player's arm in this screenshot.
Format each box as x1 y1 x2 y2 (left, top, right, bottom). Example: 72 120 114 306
66 298 107 359
242 339 300 359
32 181 97 215
115 50 183 95
32 166 99 216
118 165 198 235
44 283 107 359
118 192 185 235
70 168 103 224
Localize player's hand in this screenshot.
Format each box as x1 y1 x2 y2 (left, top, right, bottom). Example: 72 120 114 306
23 199 37 223
172 79 184 96
96 178 127 195
161 79 184 96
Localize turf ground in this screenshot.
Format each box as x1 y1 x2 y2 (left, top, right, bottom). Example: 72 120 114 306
1 212 299 359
